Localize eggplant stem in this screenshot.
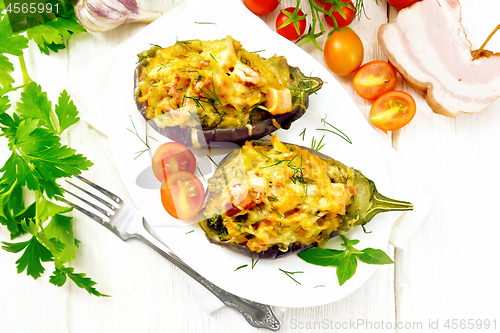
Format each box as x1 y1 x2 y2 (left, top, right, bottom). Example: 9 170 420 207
363 188 414 223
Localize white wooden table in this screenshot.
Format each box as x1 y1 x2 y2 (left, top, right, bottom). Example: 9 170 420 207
1 0 499 332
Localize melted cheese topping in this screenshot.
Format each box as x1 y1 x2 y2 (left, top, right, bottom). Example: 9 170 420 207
136 36 293 130
203 135 356 253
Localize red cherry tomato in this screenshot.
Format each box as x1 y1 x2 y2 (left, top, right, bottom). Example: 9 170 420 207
324 0 356 28
353 61 398 100
370 91 416 133
386 0 421 10
243 0 279 16
275 7 307 41
324 29 364 76
160 171 205 220
152 142 196 182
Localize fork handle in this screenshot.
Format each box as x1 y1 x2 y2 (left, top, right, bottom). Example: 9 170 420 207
134 224 281 331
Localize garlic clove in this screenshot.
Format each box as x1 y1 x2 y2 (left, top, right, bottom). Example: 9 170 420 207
75 0 162 33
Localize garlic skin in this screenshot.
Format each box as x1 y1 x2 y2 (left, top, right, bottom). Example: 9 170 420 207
75 0 162 32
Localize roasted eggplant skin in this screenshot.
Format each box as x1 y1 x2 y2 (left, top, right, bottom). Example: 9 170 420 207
134 65 322 148
199 141 413 259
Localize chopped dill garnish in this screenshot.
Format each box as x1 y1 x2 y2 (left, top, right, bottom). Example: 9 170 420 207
318 114 352 144
207 155 218 167
185 230 194 234
271 208 284 219
210 53 218 63
252 145 271 159
279 269 303 285
176 38 193 50
260 159 290 169
197 166 206 181
136 44 162 64
313 285 325 288
311 134 326 151
250 49 265 53
156 67 163 73
299 128 306 141
126 116 157 159
234 264 248 271
268 196 278 202
251 259 259 269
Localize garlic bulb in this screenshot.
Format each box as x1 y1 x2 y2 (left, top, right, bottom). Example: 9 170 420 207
75 0 162 32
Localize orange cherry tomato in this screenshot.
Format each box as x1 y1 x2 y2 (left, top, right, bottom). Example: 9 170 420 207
160 171 205 220
152 142 196 182
353 61 398 100
370 91 416 133
324 29 364 76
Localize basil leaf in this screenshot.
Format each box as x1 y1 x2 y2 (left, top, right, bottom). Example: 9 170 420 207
357 248 394 265
297 247 345 266
337 254 357 286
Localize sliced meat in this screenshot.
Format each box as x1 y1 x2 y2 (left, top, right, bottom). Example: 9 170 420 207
378 0 500 117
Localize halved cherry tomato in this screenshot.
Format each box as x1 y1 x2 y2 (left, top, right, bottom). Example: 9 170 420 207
370 91 416 133
160 171 205 220
324 0 356 29
353 61 398 100
387 0 421 10
324 29 364 76
243 0 279 16
276 7 307 41
152 142 196 182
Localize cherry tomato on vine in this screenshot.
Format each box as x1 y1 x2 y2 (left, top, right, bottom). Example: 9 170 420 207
386 0 421 10
324 0 356 29
324 29 364 76
370 91 416 133
275 7 307 41
353 61 398 100
160 171 205 220
243 0 280 16
152 142 196 182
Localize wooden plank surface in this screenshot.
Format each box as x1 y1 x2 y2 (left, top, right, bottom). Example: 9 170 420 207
1 0 499 332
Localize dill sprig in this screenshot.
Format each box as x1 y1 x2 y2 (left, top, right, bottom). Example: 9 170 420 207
234 264 248 271
207 155 218 167
126 116 157 159
299 128 306 141
197 166 206 181
251 259 259 269
176 38 193 50
317 114 352 144
136 44 163 64
311 135 326 151
209 53 218 63
279 269 303 285
252 145 271 159
271 208 284 219
291 72 319 99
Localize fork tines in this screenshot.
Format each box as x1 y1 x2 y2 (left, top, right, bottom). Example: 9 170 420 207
57 175 122 224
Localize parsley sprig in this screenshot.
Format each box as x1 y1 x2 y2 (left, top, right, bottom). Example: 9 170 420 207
297 235 393 286
0 10 106 296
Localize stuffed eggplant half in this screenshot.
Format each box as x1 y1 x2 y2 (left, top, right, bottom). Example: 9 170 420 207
200 135 413 259
134 36 322 147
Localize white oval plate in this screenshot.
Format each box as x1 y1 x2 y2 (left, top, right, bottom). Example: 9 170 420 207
105 5 393 308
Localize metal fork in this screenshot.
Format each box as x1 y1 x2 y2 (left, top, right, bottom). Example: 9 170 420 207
57 175 281 331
